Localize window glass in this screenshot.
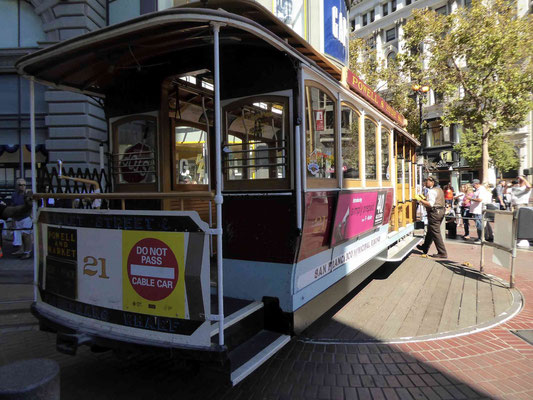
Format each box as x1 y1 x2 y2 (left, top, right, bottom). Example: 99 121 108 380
406 0 412 5
20 0 46 47
365 118 377 180
20 78 48 114
383 4 388 16
306 86 336 181
114 117 157 184
0 0 18 48
158 0 174 9
435 5 447 15
224 99 288 184
109 0 140 25
370 10 375 22
0 75 18 114
391 0 397 12
341 105 359 180
175 126 208 185
140 0 157 14
362 14 367 26
382 129 390 180
386 28 396 42
426 119 452 146
397 157 403 183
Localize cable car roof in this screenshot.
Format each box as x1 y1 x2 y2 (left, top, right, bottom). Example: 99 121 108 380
16 1 340 95
16 0 417 144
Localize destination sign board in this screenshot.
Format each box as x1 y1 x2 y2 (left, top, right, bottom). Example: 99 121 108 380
344 69 407 127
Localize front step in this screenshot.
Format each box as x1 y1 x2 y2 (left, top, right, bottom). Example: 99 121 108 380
210 295 265 351
376 235 421 263
229 330 290 385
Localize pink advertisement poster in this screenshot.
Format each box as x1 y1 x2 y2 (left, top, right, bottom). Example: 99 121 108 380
331 189 392 246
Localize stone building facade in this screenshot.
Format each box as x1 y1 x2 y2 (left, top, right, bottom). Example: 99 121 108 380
349 0 533 187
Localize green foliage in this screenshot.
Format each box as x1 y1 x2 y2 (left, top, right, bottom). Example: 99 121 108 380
399 0 533 178
454 129 520 172
349 38 420 138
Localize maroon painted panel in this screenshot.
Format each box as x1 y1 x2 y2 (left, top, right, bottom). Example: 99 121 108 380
298 192 336 261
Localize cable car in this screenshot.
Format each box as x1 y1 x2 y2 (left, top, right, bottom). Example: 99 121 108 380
18 0 421 385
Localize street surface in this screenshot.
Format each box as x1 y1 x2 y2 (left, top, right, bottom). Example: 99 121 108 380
1 237 532 399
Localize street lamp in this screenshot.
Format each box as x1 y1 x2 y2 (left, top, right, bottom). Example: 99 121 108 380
412 83 430 151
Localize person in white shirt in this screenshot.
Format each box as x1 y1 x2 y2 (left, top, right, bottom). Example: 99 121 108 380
511 175 532 247
466 179 492 243
454 185 466 227
511 175 531 209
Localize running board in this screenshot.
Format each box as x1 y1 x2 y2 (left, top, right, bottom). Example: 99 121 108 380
230 330 290 386
210 301 263 337
376 236 421 263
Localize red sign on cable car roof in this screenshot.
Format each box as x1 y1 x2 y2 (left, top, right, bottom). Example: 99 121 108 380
343 69 407 128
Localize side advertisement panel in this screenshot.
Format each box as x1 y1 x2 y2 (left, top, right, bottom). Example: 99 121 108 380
298 189 393 262
331 189 394 246
37 209 211 346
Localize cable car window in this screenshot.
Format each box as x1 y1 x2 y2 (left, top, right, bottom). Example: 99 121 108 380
175 126 208 185
112 116 157 185
365 118 377 180
223 97 289 190
397 157 403 184
382 128 390 181
305 85 336 186
341 105 360 181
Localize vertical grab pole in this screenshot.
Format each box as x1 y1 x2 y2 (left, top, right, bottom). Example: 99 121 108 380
480 211 485 272
30 78 38 301
212 22 225 347
510 210 518 288
295 125 302 229
295 66 302 230
299 68 307 194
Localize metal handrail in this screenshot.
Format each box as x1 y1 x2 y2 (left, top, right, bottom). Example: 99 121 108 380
480 209 518 288
32 191 214 200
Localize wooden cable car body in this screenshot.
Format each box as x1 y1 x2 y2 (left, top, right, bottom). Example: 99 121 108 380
18 0 421 385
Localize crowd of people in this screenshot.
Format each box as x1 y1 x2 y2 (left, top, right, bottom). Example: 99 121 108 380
417 175 532 252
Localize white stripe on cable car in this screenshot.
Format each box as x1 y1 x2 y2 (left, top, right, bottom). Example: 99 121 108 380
130 265 175 279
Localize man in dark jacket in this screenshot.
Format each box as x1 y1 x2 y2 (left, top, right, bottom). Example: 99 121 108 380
416 176 448 258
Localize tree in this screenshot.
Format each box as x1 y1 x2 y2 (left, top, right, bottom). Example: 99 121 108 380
454 128 520 173
349 38 420 138
400 0 533 182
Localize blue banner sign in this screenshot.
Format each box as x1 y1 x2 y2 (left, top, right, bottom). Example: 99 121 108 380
324 0 348 64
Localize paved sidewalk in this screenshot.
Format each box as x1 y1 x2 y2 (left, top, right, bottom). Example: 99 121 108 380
0 238 532 399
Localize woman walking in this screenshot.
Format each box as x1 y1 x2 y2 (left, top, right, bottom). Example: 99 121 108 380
462 185 473 239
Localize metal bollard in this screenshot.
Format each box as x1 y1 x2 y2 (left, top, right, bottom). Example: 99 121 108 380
0 359 60 400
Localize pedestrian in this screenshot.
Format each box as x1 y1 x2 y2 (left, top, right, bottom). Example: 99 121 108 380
454 184 466 227
510 175 532 248
416 176 447 258
465 179 492 244
462 185 473 239
510 175 531 210
493 180 507 210
444 184 454 208
11 179 33 259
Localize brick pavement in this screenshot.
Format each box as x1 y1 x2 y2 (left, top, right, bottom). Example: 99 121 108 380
1 238 532 399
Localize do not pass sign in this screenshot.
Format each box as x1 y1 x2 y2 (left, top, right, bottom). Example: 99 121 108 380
127 238 179 301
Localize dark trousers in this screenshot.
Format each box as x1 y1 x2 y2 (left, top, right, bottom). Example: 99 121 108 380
461 207 470 236
421 208 447 255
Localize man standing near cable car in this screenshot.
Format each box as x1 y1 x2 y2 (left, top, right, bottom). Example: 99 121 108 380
416 176 448 258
